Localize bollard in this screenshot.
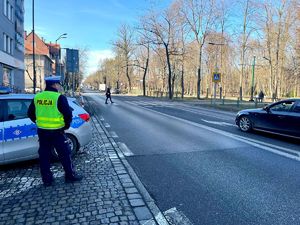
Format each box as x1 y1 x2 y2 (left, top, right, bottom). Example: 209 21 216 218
222 96 225 105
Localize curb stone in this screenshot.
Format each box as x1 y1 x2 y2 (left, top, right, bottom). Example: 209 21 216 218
91 116 170 225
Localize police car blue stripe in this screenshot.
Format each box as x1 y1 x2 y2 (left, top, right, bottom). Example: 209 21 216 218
0 128 3 143
2 117 85 143
4 123 37 142
71 116 85 128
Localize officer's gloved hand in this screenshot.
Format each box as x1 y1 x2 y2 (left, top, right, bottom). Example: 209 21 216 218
63 124 70 130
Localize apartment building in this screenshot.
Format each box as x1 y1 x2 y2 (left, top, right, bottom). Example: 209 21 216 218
0 0 24 92
24 32 53 92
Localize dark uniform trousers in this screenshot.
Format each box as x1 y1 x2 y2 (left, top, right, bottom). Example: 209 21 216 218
105 94 113 104
37 128 74 183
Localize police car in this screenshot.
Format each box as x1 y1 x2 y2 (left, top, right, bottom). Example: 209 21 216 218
0 89 92 165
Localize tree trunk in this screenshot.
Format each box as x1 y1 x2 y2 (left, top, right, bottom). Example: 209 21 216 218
197 46 203 99
143 58 149 96
126 60 131 92
165 44 172 99
181 63 184 99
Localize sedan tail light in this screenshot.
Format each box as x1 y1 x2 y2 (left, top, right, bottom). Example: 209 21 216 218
79 113 90 122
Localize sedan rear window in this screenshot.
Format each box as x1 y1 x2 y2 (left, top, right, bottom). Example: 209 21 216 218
271 101 295 112
293 102 300 113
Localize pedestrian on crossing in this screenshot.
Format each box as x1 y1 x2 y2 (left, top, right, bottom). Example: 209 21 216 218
105 87 114 104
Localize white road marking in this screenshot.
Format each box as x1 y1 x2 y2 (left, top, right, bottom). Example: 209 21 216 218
144 207 193 225
238 135 300 157
164 207 193 225
118 142 134 156
126 101 300 162
128 100 234 121
104 123 110 128
202 119 236 127
175 105 232 120
109 131 119 138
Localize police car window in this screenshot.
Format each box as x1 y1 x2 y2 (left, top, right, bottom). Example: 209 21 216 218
5 99 31 121
0 101 4 122
72 100 80 106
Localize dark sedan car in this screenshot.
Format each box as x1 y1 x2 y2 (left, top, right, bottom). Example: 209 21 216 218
236 98 300 139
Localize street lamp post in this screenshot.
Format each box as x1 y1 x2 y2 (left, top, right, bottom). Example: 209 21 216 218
55 33 67 76
55 33 67 44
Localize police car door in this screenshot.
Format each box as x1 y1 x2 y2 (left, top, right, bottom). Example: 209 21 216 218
0 100 4 163
3 99 38 162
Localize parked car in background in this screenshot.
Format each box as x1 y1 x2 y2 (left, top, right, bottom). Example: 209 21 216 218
111 88 120 94
0 93 92 165
236 98 300 139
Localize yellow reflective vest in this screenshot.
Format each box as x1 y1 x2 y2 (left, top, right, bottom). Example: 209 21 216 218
34 91 65 129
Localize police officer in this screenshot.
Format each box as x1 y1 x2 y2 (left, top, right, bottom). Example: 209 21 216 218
27 76 82 186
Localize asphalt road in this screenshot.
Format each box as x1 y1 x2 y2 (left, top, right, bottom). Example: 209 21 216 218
84 93 300 225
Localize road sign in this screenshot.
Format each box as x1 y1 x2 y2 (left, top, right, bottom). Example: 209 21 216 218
212 72 221 83
66 49 79 73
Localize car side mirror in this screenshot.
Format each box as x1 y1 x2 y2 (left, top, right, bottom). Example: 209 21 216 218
263 106 270 112
8 114 16 120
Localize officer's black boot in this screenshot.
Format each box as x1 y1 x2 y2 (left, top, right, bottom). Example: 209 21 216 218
65 174 83 183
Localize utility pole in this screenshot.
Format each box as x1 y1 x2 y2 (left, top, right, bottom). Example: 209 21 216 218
72 72 75 97
250 56 256 101
32 0 36 94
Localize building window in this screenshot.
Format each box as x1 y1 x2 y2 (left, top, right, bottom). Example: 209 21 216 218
3 1 13 21
9 5 13 21
3 34 13 54
4 0 7 16
3 67 13 86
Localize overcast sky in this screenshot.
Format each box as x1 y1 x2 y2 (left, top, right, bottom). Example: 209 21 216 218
24 0 171 76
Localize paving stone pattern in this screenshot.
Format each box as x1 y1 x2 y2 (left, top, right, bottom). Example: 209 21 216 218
0 117 158 225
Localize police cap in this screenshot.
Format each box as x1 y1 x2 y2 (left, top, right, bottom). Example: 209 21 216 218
45 76 62 85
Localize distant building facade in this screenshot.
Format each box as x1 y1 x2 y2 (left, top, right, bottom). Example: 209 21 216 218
47 43 62 76
0 0 25 92
24 32 53 92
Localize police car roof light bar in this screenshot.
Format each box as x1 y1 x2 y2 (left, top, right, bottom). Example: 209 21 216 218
0 86 12 94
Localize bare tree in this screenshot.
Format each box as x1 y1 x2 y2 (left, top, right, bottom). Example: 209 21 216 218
236 0 259 101
84 0 300 100
133 37 150 96
113 24 135 92
260 0 298 99
140 4 180 99
181 0 217 99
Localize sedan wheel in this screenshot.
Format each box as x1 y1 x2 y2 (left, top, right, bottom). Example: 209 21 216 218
51 134 78 160
239 116 252 132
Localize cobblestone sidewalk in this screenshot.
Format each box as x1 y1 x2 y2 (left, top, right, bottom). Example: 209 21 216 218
0 116 168 225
